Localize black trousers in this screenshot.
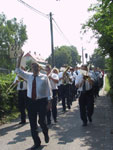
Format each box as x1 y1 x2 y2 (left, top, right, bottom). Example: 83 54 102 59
79 89 94 123
26 98 48 146
58 85 62 102
47 89 58 123
61 84 71 111
18 90 27 122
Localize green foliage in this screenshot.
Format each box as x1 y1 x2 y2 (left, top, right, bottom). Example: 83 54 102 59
47 45 81 68
83 0 113 57
83 0 113 97
0 73 18 120
0 13 28 70
90 48 106 69
105 75 110 92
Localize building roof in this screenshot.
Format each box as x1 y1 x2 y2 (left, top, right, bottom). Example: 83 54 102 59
24 51 47 64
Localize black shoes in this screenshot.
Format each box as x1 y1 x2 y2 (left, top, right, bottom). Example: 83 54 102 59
47 122 51 125
68 105 71 109
82 117 92 126
54 119 58 123
18 121 26 125
82 122 87 126
88 116 92 123
30 144 41 150
44 132 49 143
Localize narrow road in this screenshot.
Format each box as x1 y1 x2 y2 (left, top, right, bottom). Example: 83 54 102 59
0 87 113 150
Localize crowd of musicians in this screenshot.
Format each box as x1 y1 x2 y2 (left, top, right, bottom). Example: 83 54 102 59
14 52 104 150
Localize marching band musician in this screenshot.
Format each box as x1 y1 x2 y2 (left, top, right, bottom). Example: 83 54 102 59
13 75 27 125
45 64 59 124
60 65 72 112
57 67 64 102
75 64 94 126
69 67 77 102
13 66 27 125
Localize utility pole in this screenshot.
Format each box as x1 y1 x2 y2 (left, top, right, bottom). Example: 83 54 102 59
85 53 88 64
82 47 84 65
49 12 55 68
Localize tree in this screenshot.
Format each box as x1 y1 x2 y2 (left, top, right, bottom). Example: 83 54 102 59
47 45 81 68
82 0 113 95
89 48 106 69
82 0 113 57
0 13 28 70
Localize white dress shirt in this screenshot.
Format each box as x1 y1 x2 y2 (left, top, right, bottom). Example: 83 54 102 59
13 76 27 91
15 68 52 100
49 73 59 90
75 72 94 91
57 71 63 86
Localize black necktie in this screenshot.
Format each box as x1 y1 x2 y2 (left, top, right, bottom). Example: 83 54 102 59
20 81 23 89
32 76 36 99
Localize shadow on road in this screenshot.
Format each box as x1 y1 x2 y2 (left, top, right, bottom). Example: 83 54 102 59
0 120 28 136
8 129 31 144
49 95 113 150
0 94 113 150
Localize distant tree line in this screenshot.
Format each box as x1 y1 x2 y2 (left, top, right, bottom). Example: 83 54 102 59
46 45 81 68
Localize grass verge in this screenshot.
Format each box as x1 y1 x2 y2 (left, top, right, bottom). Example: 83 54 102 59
105 75 110 92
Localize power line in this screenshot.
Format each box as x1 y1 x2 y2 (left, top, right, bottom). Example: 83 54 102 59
17 0 49 19
17 0 74 50
52 18 73 46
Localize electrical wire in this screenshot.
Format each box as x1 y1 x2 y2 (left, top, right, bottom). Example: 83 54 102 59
17 0 74 49
17 0 49 19
53 18 73 46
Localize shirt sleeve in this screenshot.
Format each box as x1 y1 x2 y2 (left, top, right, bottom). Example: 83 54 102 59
13 75 19 84
52 73 59 80
15 68 30 81
46 77 53 100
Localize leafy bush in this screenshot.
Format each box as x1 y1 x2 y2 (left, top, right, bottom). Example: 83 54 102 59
0 73 18 120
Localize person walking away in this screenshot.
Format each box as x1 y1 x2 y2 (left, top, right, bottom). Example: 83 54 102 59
45 65 59 124
75 64 94 126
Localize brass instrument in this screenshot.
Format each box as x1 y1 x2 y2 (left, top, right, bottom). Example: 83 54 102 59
63 66 70 77
80 69 91 80
6 76 25 94
6 82 18 94
62 66 71 84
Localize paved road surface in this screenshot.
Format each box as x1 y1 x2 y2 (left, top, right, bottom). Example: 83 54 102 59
0 88 113 150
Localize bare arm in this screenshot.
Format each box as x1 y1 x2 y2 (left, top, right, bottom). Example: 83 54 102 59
16 52 24 68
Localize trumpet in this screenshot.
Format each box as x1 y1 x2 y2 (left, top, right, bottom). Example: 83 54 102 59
6 82 17 94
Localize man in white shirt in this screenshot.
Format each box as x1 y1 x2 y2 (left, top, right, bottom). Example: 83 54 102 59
57 69 64 102
45 64 59 124
13 75 27 125
75 64 94 126
15 52 52 150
